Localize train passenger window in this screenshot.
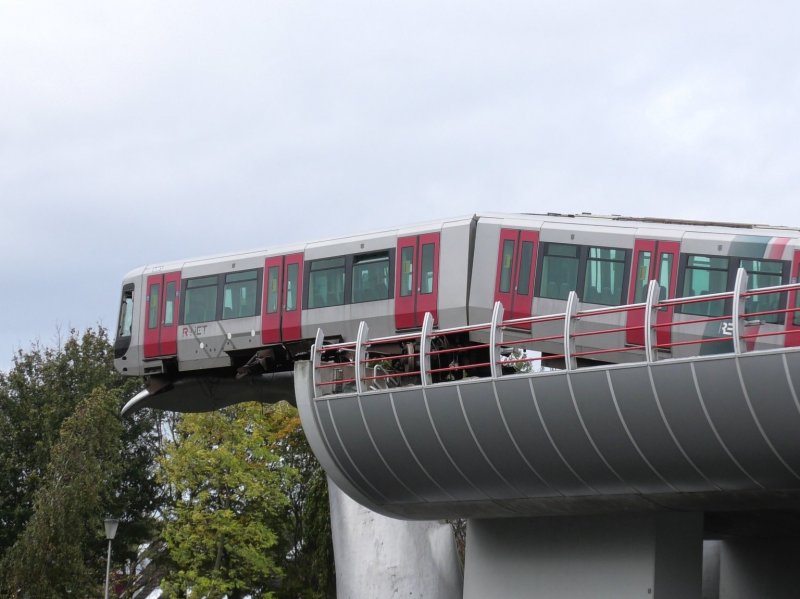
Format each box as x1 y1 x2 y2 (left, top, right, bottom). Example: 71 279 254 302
540 243 579 300
267 266 279 313
223 270 258 319
308 257 345 308
795 291 800 326
681 255 729 316
184 276 218 324
499 239 515 293
658 254 674 301
286 263 298 311
740 259 784 324
352 252 390 303
517 241 535 295
420 243 435 294
117 290 133 338
164 281 176 326
584 247 627 305
400 248 414 297
148 283 160 329
633 250 652 303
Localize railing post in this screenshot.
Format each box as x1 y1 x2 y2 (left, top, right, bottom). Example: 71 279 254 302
489 301 505 379
312 328 324 398
354 321 369 394
732 267 748 355
564 291 579 371
644 280 661 364
420 312 434 387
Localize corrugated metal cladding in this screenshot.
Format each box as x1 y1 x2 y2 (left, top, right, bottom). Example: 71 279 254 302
296 350 800 520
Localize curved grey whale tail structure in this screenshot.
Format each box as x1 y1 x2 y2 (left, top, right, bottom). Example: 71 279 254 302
120 371 295 416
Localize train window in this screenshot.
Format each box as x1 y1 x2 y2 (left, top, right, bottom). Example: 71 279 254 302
308 257 345 308
584 247 627 306
164 281 176 326
352 252 390 303
223 270 258 319
267 266 279 313
286 263 298 311
659 253 674 301
681 255 729 316
540 243 579 300
795 291 800 326
148 283 160 329
184 276 218 324
499 239 515 293
740 259 784 324
117 290 133 338
400 247 414 297
421 243 435 294
517 241 535 295
633 250 652 303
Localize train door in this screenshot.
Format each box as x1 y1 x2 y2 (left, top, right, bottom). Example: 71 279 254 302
626 240 679 348
395 233 440 329
143 271 181 358
786 250 800 347
494 228 539 322
261 253 304 344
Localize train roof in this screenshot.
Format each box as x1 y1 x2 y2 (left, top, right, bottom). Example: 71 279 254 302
123 211 800 280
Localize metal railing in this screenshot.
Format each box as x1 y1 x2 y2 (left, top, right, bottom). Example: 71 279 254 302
312 268 800 398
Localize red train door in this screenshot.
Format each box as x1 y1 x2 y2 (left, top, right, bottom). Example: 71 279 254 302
786 250 800 347
626 240 679 348
494 228 539 322
143 271 180 358
261 253 304 344
395 233 440 329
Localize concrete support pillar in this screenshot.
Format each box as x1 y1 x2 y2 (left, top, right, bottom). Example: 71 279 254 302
464 512 703 599
712 539 800 599
327 479 463 599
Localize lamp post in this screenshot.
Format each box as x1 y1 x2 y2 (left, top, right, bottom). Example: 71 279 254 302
103 517 119 599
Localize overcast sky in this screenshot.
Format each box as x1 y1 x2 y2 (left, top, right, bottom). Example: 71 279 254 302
2 1 799 371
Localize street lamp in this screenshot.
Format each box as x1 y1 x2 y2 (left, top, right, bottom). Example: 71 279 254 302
103 517 119 599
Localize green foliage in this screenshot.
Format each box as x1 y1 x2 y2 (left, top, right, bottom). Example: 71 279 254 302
158 403 336 599
1 387 123 596
270 410 335 599
159 403 289 598
0 328 162 597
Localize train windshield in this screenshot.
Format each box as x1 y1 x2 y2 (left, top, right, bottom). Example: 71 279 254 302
117 288 134 338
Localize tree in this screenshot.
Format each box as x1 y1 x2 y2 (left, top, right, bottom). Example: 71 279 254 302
270 409 335 599
159 403 288 598
0 328 162 597
1 387 124 596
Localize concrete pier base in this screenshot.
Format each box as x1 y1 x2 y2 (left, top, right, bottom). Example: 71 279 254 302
463 513 703 599
327 479 463 599
703 539 800 599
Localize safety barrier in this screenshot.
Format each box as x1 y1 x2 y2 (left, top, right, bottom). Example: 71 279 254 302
312 268 800 398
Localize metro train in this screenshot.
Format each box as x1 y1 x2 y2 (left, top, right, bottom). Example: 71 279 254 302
114 212 800 411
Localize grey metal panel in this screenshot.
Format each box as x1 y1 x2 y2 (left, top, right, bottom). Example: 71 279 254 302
458 382 557 497
391 387 486 500
783 352 800 408
570 369 672 494
494 377 592 495
693 359 797 488
531 374 632 494
738 354 800 477
359 391 453 503
650 363 751 490
424 386 520 499
327 396 418 504
314 399 383 502
608 367 711 492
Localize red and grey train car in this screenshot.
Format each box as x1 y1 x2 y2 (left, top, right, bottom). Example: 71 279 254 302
114 213 800 398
